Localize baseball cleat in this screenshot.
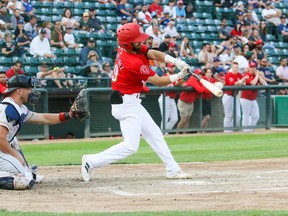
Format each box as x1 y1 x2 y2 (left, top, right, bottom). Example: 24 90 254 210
35 175 45 184
81 155 92 182
166 170 192 179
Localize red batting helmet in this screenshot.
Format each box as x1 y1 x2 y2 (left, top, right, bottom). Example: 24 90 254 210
194 68 202 75
117 23 150 50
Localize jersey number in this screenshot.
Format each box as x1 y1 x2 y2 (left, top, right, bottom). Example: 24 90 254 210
111 65 119 82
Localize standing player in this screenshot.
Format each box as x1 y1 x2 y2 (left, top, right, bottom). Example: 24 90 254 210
176 68 210 132
222 62 247 133
240 61 267 132
0 75 85 190
201 68 218 129
158 63 184 132
81 23 191 182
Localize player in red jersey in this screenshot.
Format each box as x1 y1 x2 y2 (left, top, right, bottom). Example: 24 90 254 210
176 68 209 132
81 23 192 182
222 62 247 133
240 61 266 132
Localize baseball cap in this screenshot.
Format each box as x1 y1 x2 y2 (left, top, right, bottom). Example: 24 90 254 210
165 34 171 38
245 51 253 58
66 26 73 30
163 7 170 14
249 61 257 67
122 16 128 21
266 1 271 6
177 0 184 5
213 57 220 62
237 1 244 6
89 7 95 11
40 28 46 34
88 37 95 43
18 20 24 24
194 68 202 75
83 12 89 17
237 11 244 16
90 62 99 67
151 11 157 18
168 42 177 48
41 62 48 66
281 15 287 19
255 39 264 45
167 63 175 68
234 43 241 48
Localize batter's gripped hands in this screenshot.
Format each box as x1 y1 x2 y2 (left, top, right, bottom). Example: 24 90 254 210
178 65 190 79
174 59 188 70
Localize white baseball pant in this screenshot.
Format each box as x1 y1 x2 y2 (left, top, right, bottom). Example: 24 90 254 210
240 98 260 132
222 94 241 132
85 93 181 176
158 95 178 131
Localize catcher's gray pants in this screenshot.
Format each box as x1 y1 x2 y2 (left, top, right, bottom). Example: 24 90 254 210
0 151 33 190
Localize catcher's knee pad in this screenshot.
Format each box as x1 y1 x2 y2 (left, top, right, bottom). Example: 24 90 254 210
0 176 15 190
13 175 35 190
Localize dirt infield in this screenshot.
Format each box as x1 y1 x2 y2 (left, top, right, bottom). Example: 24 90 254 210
1 158 288 213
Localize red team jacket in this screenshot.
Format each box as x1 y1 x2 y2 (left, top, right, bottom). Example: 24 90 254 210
112 45 156 94
224 72 243 96
179 76 210 103
240 71 259 100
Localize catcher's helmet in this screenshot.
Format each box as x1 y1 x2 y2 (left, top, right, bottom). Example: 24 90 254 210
3 75 33 95
117 23 150 50
194 68 202 75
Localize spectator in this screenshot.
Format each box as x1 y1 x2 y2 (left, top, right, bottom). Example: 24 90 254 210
160 8 171 28
155 62 166 77
163 0 176 18
177 68 209 132
30 28 55 58
0 71 7 94
82 63 107 87
243 44 256 60
0 6 13 30
50 65 74 88
42 21 52 40
87 50 101 68
278 15 288 42
197 42 210 65
61 8 80 30
102 62 112 78
240 61 267 132
248 0 265 9
247 4 260 25
201 68 218 129
185 3 194 19
79 12 93 32
50 20 65 49
163 20 179 38
275 57 288 84
235 1 247 16
15 30 31 57
36 62 55 87
7 0 25 15
1 32 20 57
23 14 37 35
138 4 152 25
179 36 195 59
165 42 179 58
211 57 226 82
208 44 225 64
145 35 154 48
21 0 34 22
158 63 183 131
248 28 262 42
158 34 171 52
252 39 266 63
231 20 243 37
11 9 25 30
230 43 243 61
218 18 232 40
117 0 131 18
245 10 259 29
6 60 24 78
148 0 163 18
79 37 101 66
222 62 247 133
88 7 105 33
13 20 25 38
258 20 267 41
261 1 281 26
63 26 82 48
220 35 237 55
258 58 277 84
145 24 163 46
219 46 232 71
174 0 186 19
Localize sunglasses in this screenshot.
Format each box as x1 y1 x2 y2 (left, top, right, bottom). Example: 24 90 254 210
104 65 110 67
90 54 96 58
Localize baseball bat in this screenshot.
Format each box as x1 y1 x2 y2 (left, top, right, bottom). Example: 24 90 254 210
188 69 223 97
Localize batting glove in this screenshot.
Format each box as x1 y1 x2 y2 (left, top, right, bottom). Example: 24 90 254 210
174 59 189 70
178 65 190 79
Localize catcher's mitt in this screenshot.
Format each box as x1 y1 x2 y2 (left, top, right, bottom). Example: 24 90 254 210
69 89 90 121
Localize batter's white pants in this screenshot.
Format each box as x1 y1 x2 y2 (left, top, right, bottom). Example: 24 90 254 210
222 94 241 132
158 95 178 130
86 94 181 176
240 98 259 131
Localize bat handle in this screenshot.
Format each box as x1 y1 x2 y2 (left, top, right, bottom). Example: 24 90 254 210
188 66 201 80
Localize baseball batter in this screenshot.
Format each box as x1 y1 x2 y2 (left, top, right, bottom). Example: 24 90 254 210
240 61 267 132
0 75 86 190
222 62 247 133
81 23 192 182
158 63 184 132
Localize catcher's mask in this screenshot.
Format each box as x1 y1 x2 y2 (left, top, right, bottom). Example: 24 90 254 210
3 75 41 106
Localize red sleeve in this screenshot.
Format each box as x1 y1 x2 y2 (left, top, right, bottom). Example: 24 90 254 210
187 76 206 93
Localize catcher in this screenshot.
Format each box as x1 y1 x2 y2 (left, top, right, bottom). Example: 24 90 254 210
0 75 89 190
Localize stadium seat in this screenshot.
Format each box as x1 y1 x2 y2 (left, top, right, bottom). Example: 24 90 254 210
0 66 9 72
51 57 63 65
41 8 53 15
24 66 38 76
52 1 65 8
26 56 39 65
0 56 13 65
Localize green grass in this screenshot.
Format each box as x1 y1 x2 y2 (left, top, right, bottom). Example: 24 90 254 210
1 210 288 216
21 132 288 166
